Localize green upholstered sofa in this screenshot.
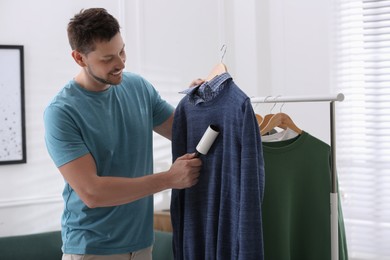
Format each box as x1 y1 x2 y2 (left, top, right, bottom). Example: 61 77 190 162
0 230 173 260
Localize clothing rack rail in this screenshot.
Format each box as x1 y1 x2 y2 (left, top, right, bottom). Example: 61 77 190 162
251 93 344 260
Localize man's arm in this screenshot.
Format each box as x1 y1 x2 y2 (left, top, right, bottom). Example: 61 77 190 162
58 152 201 208
153 112 174 140
153 78 205 140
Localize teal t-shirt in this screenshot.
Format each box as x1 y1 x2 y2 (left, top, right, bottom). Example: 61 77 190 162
44 72 174 255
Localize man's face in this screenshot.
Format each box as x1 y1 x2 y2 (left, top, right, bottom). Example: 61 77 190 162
82 33 126 87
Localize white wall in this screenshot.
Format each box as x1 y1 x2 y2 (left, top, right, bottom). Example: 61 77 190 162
0 0 128 236
0 0 332 236
256 0 334 143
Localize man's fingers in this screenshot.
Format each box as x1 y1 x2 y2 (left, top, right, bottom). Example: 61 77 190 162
189 78 205 88
178 153 196 160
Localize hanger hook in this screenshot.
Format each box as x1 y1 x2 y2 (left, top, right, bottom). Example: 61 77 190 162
263 95 272 102
220 44 227 62
280 102 285 112
250 96 260 109
263 95 272 113
270 95 281 113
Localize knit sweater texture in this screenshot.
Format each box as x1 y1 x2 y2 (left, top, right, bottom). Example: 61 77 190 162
171 73 265 260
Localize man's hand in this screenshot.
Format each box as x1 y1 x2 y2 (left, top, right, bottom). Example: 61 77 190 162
189 78 205 88
167 153 202 189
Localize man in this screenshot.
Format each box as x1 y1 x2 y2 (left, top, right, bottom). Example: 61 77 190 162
44 8 202 260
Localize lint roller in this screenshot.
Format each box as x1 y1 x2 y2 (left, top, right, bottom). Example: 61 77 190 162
194 124 220 157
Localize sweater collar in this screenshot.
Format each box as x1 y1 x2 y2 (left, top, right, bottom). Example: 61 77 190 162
180 72 232 105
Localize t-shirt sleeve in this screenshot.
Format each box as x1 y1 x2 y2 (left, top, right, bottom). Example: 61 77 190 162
143 79 174 127
44 105 90 167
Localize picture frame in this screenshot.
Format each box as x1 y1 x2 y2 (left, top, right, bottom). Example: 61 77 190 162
0 45 26 164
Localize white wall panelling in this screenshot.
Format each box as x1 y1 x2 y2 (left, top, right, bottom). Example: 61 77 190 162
0 0 333 235
0 196 63 236
0 0 127 236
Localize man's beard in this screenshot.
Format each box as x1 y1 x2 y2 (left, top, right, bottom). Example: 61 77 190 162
87 66 122 86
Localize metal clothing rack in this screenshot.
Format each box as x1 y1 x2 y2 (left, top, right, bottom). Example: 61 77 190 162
251 93 344 260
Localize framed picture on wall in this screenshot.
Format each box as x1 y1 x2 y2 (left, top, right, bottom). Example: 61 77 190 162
0 45 26 165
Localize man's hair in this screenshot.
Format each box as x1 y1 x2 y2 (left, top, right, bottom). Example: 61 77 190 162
67 8 120 54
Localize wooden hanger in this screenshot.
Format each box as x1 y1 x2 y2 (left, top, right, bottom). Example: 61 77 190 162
205 44 228 81
260 112 302 136
259 98 277 131
255 114 263 126
277 113 302 134
259 113 274 131
256 113 263 131
205 63 227 81
260 113 281 135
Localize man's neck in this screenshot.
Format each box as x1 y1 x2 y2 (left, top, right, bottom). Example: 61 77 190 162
74 71 110 92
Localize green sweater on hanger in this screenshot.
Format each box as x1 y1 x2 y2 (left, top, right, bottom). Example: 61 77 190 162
261 131 348 260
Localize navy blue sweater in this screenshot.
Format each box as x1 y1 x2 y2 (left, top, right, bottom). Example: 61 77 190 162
171 73 265 260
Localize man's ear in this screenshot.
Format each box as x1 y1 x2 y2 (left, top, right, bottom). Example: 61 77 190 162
71 50 87 67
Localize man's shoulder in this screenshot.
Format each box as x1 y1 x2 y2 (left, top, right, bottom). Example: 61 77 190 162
121 71 145 84
47 81 77 104
119 71 156 95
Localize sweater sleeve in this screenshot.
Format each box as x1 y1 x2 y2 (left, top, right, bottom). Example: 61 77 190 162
170 100 187 260
238 98 265 259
